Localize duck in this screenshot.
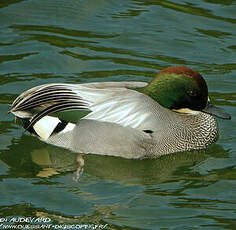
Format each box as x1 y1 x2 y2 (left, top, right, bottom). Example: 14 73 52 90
10 66 231 159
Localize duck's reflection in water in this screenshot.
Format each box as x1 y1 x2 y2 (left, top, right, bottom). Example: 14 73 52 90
28 140 228 185
1 134 229 184
31 147 84 181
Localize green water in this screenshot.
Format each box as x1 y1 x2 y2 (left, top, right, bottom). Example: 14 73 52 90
0 0 236 229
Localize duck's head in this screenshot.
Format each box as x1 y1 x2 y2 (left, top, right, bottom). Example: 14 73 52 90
142 66 231 119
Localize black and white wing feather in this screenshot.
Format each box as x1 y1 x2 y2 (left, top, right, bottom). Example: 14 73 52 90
11 81 167 142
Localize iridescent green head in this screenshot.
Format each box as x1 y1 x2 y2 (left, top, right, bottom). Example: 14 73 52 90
141 66 231 119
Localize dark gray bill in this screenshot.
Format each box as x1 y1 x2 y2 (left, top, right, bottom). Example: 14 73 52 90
203 101 231 120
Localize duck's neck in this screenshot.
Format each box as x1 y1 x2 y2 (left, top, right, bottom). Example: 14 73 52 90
138 83 172 109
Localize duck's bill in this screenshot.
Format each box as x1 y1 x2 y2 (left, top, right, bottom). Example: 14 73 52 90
203 102 231 120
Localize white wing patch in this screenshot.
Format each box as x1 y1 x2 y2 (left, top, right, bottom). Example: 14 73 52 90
33 116 60 140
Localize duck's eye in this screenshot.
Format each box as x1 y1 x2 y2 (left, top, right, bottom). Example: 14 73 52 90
187 89 197 97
